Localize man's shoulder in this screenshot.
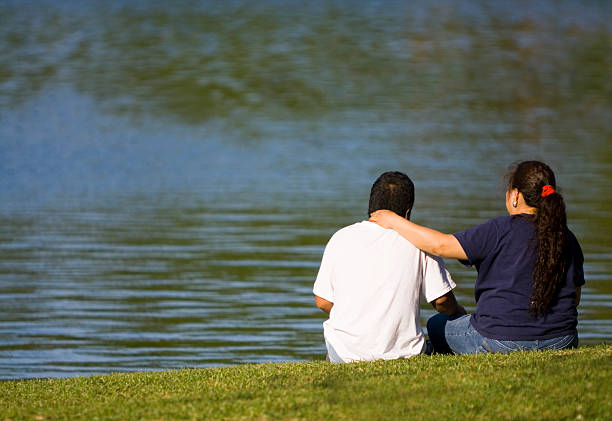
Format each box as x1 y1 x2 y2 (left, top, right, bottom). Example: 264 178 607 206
332 220 370 234
332 220 402 237
330 221 420 251
327 221 369 243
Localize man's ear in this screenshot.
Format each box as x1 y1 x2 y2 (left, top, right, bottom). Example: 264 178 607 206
405 208 412 220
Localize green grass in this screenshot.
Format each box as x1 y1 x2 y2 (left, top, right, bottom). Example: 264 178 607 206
1 345 610 421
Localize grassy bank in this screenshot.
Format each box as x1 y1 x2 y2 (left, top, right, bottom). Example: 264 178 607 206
1 345 610 421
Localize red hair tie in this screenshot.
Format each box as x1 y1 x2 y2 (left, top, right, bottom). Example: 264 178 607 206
541 185 555 197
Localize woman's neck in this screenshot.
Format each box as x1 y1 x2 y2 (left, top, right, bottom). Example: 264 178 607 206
509 205 536 215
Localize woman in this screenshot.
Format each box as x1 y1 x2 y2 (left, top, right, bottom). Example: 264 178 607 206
370 161 584 354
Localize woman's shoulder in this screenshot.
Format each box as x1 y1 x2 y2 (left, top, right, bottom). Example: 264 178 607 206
484 214 534 230
473 214 536 241
455 214 533 246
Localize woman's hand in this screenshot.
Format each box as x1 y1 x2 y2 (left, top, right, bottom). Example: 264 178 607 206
369 209 404 229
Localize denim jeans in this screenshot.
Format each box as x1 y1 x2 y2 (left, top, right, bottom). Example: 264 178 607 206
427 313 579 354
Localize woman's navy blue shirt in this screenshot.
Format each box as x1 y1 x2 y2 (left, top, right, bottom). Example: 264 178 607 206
453 214 585 340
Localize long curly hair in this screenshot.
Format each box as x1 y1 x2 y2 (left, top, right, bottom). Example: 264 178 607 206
507 161 568 317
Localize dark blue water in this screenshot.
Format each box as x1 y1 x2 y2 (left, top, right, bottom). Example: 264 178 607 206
1 0 611 379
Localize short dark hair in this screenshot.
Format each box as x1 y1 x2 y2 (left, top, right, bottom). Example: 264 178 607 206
368 171 415 217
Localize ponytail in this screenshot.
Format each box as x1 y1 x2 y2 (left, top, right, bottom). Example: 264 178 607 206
531 187 568 317
507 161 569 317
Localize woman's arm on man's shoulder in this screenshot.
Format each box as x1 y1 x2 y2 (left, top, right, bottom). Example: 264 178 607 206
370 210 468 260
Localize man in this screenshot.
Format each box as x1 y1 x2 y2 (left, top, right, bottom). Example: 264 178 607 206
313 171 465 362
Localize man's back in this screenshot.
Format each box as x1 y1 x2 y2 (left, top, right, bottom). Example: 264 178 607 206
313 221 455 362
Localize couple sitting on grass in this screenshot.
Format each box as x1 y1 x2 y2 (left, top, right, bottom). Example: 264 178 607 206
313 161 584 362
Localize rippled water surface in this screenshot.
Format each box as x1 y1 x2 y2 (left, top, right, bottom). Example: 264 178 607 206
1 0 611 379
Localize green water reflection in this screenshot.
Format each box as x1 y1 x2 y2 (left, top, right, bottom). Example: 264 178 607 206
2 1 611 125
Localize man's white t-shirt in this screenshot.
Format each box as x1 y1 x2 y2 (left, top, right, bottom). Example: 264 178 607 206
313 221 456 363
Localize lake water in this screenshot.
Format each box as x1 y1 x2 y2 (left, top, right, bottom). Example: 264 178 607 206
1 0 611 379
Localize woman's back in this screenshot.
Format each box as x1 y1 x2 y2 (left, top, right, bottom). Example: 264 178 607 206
454 214 584 340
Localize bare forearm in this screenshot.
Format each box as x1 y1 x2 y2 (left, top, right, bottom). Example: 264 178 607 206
391 218 467 260
393 220 448 255
435 301 466 316
448 304 467 316
315 295 333 315
432 292 466 316
369 210 467 259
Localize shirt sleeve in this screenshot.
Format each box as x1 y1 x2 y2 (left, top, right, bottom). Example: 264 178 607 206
420 252 456 303
453 218 499 266
313 237 336 302
569 231 586 288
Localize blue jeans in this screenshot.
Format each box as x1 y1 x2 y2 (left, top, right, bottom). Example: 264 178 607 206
427 313 579 354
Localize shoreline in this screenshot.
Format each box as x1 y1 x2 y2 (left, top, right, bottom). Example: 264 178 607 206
2 344 609 420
